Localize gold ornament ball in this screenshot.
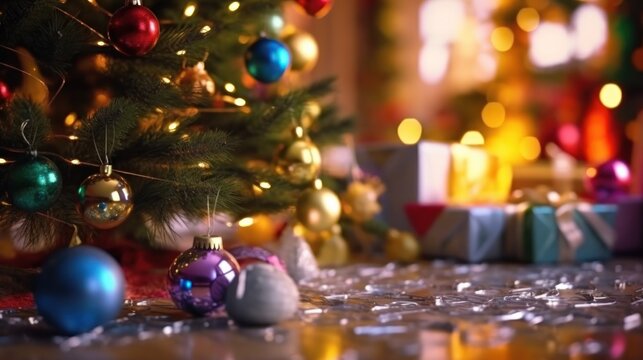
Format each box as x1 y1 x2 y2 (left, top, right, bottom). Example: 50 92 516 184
282 30 319 72
77 165 133 230
236 214 277 246
301 101 321 129
296 187 341 232
316 225 349 267
276 137 322 185
385 229 420 263
175 61 216 97
341 180 384 223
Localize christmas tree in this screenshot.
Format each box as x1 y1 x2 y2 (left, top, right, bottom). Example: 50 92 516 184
0 0 351 248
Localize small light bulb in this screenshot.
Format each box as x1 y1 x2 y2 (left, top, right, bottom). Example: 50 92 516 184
228 1 240 12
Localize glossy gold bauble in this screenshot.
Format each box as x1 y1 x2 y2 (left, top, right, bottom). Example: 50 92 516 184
385 229 420 263
316 225 349 267
175 61 216 97
301 101 321 129
236 214 276 246
282 30 319 72
276 137 322 185
296 187 341 232
77 165 133 230
341 179 384 223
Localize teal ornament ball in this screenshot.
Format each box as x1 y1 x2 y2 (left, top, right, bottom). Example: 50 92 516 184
35 246 125 335
245 38 291 83
6 155 62 212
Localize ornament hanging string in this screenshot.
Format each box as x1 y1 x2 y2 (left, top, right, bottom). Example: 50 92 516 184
206 187 222 237
19 120 38 156
91 120 116 165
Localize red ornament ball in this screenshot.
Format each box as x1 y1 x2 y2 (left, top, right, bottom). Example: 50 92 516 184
295 0 333 18
107 1 160 56
585 159 631 201
0 80 12 105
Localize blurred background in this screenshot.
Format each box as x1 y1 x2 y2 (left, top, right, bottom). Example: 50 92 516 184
285 0 643 181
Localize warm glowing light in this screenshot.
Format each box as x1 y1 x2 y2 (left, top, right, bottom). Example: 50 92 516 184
614 162 630 181
314 178 323 190
64 113 77 126
481 102 505 128
516 8 540 32
233 98 246 106
238 217 254 227
71 159 81 165
96 41 107 47
571 4 608 60
490 27 514 52
586 167 597 178
176 50 187 56
259 181 271 189
228 1 240 12
476 52 497 82
599 83 622 109
200 25 211 34
519 136 541 161
68 135 79 140
197 162 208 169
419 0 466 42
95 91 110 106
224 83 236 92
419 45 450 84
161 77 171 84
0 158 6 164
529 22 573 68
460 131 485 146
557 123 580 152
397 118 423 145
294 126 305 138
183 3 196 17
583 103 618 163
168 121 180 132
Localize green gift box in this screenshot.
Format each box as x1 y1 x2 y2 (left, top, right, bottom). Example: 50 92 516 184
505 204 616 263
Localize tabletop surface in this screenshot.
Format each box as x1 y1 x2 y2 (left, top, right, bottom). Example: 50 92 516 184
1 260 642 360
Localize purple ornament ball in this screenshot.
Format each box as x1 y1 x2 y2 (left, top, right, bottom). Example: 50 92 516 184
168 236 240 316
585 159 631 201
229 246 286 272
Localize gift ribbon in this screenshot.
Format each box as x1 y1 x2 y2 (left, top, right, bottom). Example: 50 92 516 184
510 188 615 261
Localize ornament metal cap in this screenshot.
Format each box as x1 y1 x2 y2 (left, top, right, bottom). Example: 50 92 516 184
100 164 113 176
193 235 223 250
128 0 143 5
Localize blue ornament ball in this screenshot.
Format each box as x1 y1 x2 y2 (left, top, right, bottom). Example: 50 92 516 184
244 38 291 83
35 246 125 335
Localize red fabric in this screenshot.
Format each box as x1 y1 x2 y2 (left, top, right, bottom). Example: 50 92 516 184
404 203 447 237
0 267 170 309
0 240 178 309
